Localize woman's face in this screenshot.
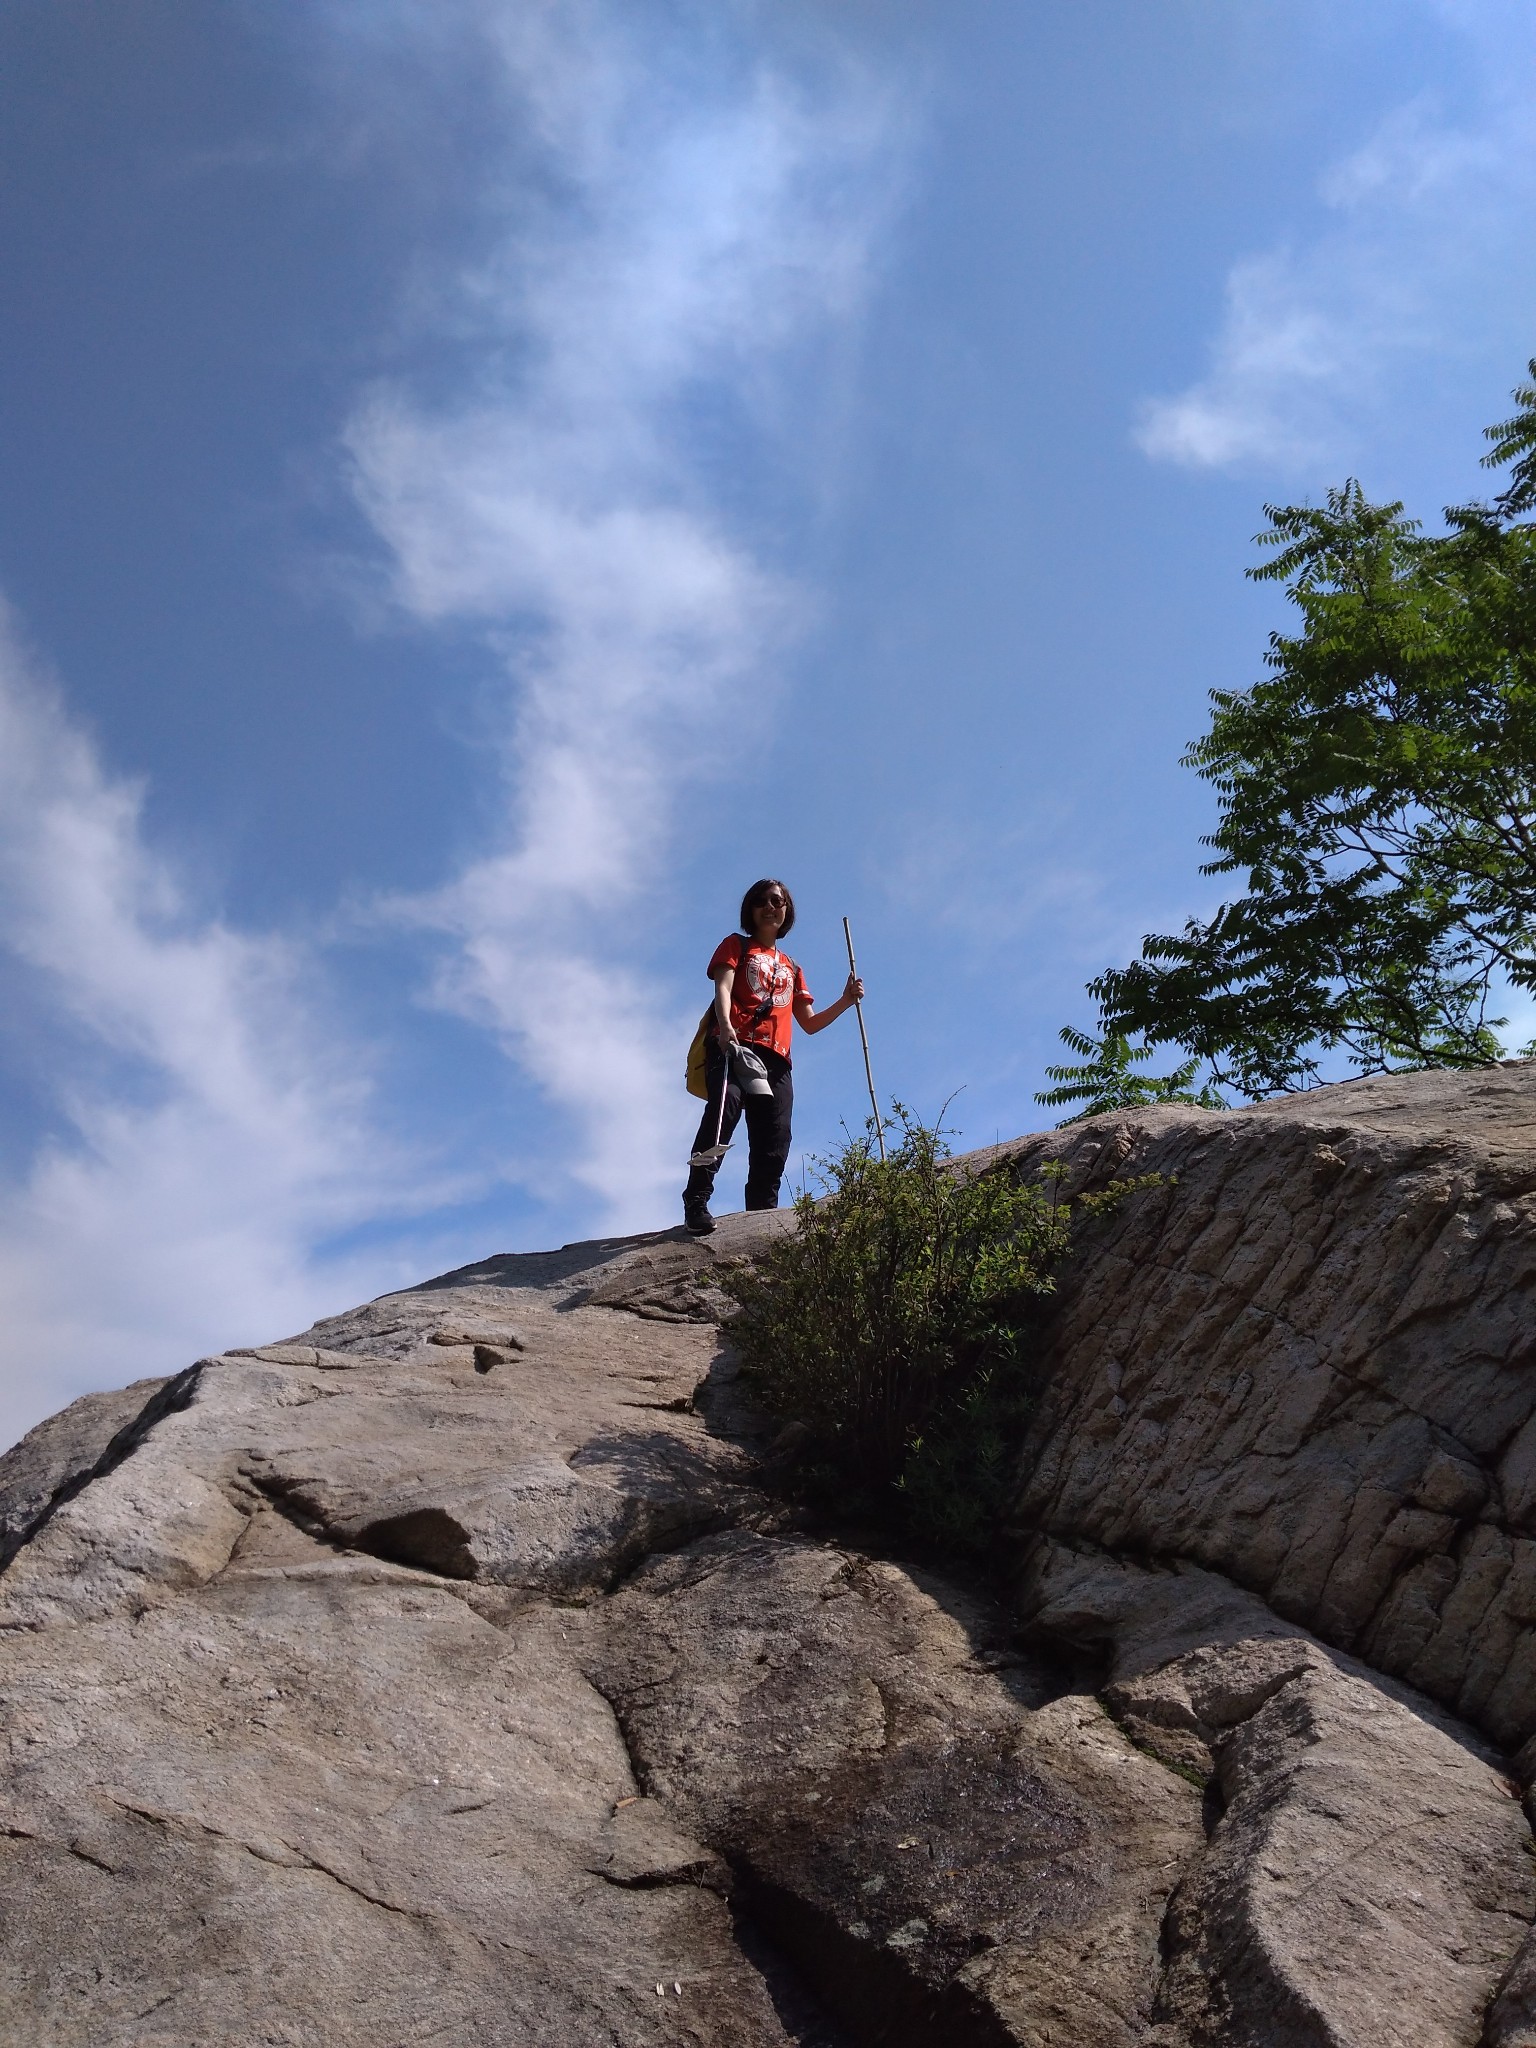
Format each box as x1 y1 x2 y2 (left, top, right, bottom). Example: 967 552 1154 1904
750 888 788 938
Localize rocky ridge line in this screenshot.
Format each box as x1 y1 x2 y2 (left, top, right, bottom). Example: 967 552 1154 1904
0 1068 1530 2044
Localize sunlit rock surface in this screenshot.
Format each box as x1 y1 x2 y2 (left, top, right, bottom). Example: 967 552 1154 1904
0 1068 1533 2045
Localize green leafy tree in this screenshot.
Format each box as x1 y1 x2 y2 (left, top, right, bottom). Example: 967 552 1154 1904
1485 358 1536 518
1035 1026 1225 1123
1077 363 1536 1098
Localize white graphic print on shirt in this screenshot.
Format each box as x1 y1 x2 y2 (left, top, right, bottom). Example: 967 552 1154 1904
741 946 794 1010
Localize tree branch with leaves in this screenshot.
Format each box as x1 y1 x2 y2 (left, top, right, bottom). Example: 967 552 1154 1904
1049 363 1536 1111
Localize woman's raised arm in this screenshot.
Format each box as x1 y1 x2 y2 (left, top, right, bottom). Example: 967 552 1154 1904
793 971 864 1036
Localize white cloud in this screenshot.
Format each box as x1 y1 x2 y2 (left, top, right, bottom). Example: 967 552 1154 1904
1137 250 1369 471
0 1 903 1450
343 1 902 1224
0 617 439 1448
1138 40 1536 473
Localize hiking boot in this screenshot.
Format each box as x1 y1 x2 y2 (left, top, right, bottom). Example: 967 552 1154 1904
683 1197 716 1237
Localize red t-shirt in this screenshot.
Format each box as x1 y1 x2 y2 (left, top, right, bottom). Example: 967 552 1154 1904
708 934 810 1062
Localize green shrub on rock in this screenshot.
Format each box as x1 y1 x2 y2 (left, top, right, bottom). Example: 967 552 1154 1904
722 1108 1155 1554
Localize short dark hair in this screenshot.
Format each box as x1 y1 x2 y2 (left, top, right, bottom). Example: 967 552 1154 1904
740 877 795 938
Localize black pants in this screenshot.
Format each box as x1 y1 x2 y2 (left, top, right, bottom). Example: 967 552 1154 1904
685 1041 794 1212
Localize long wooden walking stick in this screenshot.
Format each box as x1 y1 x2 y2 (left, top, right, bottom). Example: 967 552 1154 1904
842 916 885 1162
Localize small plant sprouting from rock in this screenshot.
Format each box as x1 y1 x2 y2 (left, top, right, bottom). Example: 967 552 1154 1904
722 1105 1159 1555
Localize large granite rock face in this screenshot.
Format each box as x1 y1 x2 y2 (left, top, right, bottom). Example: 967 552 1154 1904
0 1224 800 2048
993 1064 1536 1761
1019 1542 1533 2048
0 1068 1532 2046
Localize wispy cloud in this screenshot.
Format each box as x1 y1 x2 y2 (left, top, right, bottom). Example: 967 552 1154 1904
0 616 436 1446
0 1 904 1448
342 1 902 1224
1138 27 1536 473
876 807 1112 966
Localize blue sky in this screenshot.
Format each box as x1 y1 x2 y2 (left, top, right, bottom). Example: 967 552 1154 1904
1 0 1534 1445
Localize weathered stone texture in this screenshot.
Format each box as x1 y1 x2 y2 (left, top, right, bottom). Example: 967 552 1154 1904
0 1374 175 1570
0 1074 1532 2045
997 1063 1536 1755
0 1218 811 2047
1018 1540 1534 2048
595 1529 1204 2048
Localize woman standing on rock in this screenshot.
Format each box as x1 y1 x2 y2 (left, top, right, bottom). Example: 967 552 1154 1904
683 878 865 1236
